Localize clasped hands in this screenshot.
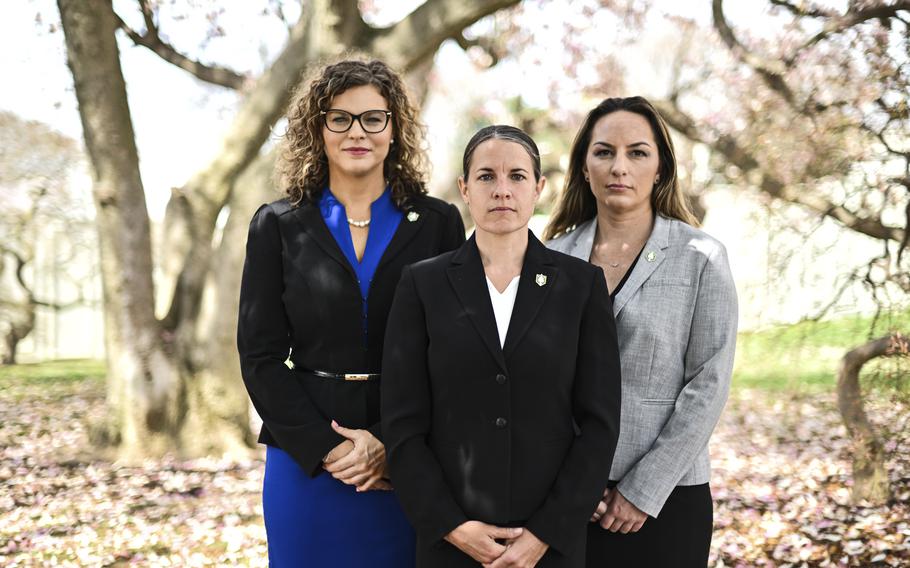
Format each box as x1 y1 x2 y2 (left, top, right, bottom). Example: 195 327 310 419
445 521 548 568
590 487 648 533
322 420 391 491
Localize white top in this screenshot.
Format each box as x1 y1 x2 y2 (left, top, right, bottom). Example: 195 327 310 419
485 275 520 347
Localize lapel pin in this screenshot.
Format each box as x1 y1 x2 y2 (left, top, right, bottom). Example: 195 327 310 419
535 273 547 287
646 251 657 262
407 211 420 222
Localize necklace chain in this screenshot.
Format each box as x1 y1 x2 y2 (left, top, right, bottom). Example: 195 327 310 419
347 217 370 228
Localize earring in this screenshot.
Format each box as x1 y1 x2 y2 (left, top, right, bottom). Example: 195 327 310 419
584 174 590 182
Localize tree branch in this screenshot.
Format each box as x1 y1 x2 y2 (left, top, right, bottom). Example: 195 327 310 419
452 31 505 66
112 3 247 90
769 0 838 18
332 0 369 41
800 1 910 51
654 99 905 243
712 0 795 103
372 0 521 72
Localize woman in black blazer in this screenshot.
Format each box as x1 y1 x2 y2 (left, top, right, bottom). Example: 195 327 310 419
237 59 464 567
382 125 622 568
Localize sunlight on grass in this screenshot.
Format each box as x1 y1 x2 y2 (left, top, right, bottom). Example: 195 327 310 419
733 309 910 394
0 359 105 382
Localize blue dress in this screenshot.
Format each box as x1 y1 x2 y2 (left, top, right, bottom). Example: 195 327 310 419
262 187 415 567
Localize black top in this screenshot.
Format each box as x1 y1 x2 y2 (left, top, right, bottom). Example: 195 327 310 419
237 194 465 476
609 246 644 299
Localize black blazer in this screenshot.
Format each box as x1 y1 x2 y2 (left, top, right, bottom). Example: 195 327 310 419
381 233 622 566
237 194 465 477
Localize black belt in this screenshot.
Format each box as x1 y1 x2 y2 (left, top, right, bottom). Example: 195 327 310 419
302 369 380 382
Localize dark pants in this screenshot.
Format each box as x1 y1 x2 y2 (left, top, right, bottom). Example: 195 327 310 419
585 484 713 567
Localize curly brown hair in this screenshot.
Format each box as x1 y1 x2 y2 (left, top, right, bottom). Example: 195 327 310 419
544 96 699 240
277 59 428 207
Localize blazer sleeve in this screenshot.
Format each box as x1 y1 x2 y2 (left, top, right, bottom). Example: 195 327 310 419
365 202 465 444
615 243 738 517
382 266 469 544
525 268 622 556
237 204 345 477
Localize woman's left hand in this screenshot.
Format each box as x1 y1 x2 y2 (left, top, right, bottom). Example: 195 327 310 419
481 528 548 568
323 420 388 491
599 489 647 533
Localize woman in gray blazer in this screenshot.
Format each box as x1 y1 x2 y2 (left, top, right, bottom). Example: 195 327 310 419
545 96 738 567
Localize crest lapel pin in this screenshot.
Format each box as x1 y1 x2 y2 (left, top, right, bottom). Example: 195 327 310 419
406 211 420 222
535 273 547 287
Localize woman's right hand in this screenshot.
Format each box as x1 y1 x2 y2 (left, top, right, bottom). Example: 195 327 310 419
445 521 523 564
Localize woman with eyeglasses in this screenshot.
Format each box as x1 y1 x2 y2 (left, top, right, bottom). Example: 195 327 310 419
237 59 465 567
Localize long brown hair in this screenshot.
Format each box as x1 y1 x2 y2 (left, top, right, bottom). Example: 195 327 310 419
277 58 428 207
544 96 699 240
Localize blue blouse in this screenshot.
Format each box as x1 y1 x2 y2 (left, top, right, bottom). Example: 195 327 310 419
318 187 403 337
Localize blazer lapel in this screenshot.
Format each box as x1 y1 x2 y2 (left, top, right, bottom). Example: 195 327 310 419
502 232 557 359
446 236 508 372
295 202 357 281
375 200 426 273
612 215 672 316
566 219 596 262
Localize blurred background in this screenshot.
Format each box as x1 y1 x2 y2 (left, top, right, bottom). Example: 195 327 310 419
1 0 908 565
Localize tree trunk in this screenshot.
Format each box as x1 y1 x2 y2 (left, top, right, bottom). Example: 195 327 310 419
58 0 183 459
180 151 280 456
1 307 35 366
59 0 519 458
836 333 903 504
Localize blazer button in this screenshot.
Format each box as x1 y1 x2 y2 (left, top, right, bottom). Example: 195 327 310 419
495 417 507 428
495 374 507 385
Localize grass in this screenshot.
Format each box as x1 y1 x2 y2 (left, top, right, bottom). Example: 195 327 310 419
1 312 907 399
0 359 105 401
0 358 105 383
733 308 910 394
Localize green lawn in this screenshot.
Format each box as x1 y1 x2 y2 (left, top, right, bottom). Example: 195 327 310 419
0 359 105 401
0 358 105 383
734 309 910 394
2 313 907 398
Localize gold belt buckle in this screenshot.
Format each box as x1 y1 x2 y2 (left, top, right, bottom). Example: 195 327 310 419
344 373 370 381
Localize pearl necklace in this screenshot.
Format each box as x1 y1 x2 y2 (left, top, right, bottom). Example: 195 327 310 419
347 217 370 228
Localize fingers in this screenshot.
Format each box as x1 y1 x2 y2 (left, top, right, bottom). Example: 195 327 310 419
489 526 523 541
357 474 392 492
618 519 636 534
477 542 507 565
323 451 359 473
322 440 354 464
331 420 360 439
336 469 373 486
590 499 608 522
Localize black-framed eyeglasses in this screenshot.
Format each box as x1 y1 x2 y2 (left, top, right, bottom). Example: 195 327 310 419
320 109 392 134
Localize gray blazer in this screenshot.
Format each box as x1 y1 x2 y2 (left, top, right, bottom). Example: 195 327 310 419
547 214 737 517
